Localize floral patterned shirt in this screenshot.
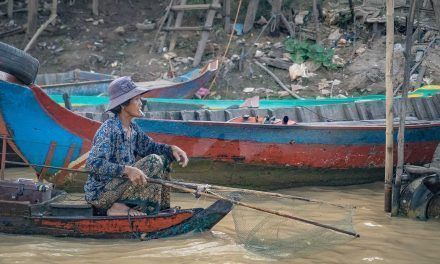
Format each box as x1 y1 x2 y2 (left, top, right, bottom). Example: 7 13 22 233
84 116 174 202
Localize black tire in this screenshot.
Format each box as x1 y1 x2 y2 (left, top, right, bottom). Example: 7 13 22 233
0 42 39 85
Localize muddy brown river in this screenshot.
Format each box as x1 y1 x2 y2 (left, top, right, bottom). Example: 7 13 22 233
0 169 439 263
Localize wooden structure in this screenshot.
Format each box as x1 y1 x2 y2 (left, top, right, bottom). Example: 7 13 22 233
154 0 223 67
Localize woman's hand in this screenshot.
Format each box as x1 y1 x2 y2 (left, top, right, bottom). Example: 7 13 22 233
124 166 147 185
171 145 189 167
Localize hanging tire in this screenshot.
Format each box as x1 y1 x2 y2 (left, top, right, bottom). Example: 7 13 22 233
0 42 40 85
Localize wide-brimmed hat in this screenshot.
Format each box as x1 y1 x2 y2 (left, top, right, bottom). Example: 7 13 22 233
106 76 149 111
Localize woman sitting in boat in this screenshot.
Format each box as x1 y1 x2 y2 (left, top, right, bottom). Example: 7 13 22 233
84 76 188 216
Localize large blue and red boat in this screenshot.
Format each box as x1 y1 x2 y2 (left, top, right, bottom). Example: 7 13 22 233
1 70 440 189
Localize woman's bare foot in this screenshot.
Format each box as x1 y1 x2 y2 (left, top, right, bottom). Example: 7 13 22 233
107 203 146 216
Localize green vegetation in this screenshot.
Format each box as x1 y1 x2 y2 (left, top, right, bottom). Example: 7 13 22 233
285 39 337 69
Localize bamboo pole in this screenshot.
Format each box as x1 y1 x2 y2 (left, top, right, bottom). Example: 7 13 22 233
384 0 394 213
24 13 57 52
392 0 418 216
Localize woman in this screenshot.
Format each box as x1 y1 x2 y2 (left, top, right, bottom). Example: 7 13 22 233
84 76 188 216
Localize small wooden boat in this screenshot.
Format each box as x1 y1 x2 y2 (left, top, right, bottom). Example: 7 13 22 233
36 60 218 98
0 179 232 239
1 73 440 190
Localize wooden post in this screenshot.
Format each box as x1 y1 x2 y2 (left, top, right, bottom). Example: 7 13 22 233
62 93 72 110
243 0 259 33
1 135 6 180
432 0 440 31
92 0 99 16
224 0 231 33
384 0 394 213
7 0 13 19
26 0 38 39
392 0 418 216
269 0 281 37
169 0 187 51
313 0 320 43
193 0 220 67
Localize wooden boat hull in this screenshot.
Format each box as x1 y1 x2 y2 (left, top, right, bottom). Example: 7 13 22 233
0 198 232 239
36 60 218 98
0 78 439 189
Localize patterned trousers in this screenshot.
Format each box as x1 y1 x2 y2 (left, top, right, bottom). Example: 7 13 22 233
88 154 171 215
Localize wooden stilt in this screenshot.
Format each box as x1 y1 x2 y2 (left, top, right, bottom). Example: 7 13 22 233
384 0 394 213
243 0 259 33
169 0 187 51
62 93 72 110
269 0 281 37
432 0 440 31
193 0 220 67
313 0 320 43
26 0 38 39
224 0 231 33
1 135 6 180
7 0 13 19
92 0 99 16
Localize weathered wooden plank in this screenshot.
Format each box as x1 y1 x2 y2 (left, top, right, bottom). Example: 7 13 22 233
342 103 360 121
165 111 183 120
181 110 197 121
195 109 209 121
170 3 221 11
163 26 211 31
422 97 440 120
317 104 347 122
355 102 369 120
206 110 226 121
295 106 321 122
364 101 386 119
410 97 430 120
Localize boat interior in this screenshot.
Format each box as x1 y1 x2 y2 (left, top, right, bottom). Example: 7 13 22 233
76 94 440 124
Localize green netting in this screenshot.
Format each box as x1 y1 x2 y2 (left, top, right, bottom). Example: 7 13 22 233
210 190 356 259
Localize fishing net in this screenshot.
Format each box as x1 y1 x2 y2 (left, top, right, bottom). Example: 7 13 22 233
208 189 356 259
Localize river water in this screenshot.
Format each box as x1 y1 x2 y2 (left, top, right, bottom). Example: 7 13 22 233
0 180 439 264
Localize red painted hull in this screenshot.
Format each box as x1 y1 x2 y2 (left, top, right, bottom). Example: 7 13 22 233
149 133 438 169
